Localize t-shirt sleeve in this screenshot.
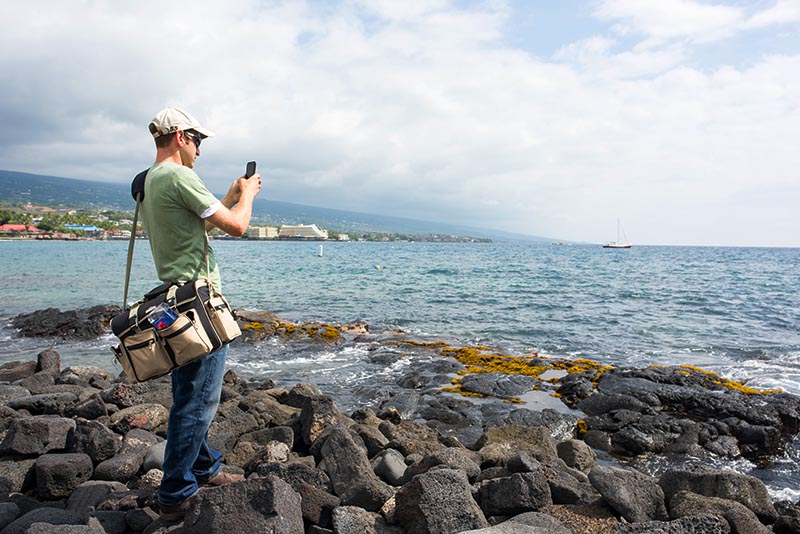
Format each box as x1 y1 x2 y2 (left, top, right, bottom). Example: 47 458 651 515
175 168 220 218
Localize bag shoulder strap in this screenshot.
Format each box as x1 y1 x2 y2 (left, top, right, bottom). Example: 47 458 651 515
123 169 149 307
122 167 216 306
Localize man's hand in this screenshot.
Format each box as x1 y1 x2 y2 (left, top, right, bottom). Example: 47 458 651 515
237 173 262 202
206 173 263 236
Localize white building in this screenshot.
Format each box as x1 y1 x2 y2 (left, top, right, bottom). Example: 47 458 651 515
247 226 279 239
278 224 328 240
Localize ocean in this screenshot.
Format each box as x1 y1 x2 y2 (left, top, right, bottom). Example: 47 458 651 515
1 240 799 498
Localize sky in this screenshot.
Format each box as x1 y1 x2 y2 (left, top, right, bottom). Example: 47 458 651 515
0 0 798 246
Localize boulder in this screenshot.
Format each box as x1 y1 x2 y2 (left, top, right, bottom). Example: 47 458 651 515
297 482 340 528
609 514 730 533
23 524 104 534
5 393 78 415
69 394 108 420
36 349 61 376
460 512 571 533
142 440 167 472
659 464 778 523
92 510 127 534
11 305 120 339
300 395 341 446
476 426 558 465
0 385 30 405
404 447 481 483
0 507 84 534
774 500 800 534
320 426 394 511
35 453 94 499
371 449 408 486
589 465 668 523
556 439 596 473
109 404 169 434
94 429 161 482
284 382 325 408
578 392 648 416
66 480 129 516
379 420 444 457
207 401 260 455
395 468 489 534
0 360 37 382
100 383 144 409
353 423 391 457
252 461 333 493
331 505 403 534
238 426 294 449
0 503 21 531
239 390 300 425
670 490 770 534
73 419 122 464
0 416 75 455
180 476 303 534
125 507 159 532
505 455 597 505
59 366 113 388
16 372 55 395
477 472 553 516
0 457 37 494
460 373 537 399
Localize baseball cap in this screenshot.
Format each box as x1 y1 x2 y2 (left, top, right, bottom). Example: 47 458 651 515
148 107 216 139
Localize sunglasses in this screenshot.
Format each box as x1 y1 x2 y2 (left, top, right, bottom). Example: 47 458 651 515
184 131 202 148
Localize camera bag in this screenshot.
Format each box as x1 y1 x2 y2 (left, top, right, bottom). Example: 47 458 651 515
110 169 241 383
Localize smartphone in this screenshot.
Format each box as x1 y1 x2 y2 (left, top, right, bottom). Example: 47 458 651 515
246 161 257 179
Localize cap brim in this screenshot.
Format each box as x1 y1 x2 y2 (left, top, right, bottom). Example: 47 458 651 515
192 125 215 139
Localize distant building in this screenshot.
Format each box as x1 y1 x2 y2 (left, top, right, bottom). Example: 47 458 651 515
0 224 42 237
337 234 350 241
64 224 103 235
278 224 328 240
247 226 279 239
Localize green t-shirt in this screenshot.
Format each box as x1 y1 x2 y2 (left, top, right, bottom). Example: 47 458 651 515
141 162 222 291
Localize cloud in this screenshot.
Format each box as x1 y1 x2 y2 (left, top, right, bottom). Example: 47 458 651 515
745 0 800 29
0 1 798 246
593 0 744 44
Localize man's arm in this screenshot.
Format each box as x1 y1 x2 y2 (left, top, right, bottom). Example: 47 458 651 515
205 174 262 237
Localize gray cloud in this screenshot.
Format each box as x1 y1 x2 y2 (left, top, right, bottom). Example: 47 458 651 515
0 0 798 246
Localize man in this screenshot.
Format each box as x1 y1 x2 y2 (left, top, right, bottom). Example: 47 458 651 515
142 107 261 520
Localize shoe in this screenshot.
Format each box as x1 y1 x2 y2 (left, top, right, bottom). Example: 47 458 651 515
202 471 244 487
158 499 191 522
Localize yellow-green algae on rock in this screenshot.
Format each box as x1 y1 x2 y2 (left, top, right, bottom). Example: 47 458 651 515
400 340 781 404
675 364 782 395
240 316 343 344
400 340 611 403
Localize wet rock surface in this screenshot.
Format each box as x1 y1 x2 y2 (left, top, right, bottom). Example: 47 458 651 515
4 310 800 533
12 306 122 339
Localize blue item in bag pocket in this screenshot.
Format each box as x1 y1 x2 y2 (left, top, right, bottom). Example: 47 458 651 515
147 303 178 330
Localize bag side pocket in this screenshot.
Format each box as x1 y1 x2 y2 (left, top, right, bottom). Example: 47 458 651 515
207 295 241 343
160 310 214 366
120 329 174 383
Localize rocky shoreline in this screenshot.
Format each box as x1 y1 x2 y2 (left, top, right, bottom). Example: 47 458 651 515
1 306 800 533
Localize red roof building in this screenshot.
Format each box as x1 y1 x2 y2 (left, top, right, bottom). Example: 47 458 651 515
0 223 42 234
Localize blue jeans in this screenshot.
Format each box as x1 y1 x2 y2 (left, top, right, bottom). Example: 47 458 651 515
157 345 227 506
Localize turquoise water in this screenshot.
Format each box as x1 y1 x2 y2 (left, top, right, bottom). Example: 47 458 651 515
2 240 800 498
1 240 799 393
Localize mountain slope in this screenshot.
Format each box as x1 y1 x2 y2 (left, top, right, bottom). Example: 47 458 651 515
0 169 553 241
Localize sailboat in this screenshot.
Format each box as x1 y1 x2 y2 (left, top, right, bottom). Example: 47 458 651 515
603 219 632 249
